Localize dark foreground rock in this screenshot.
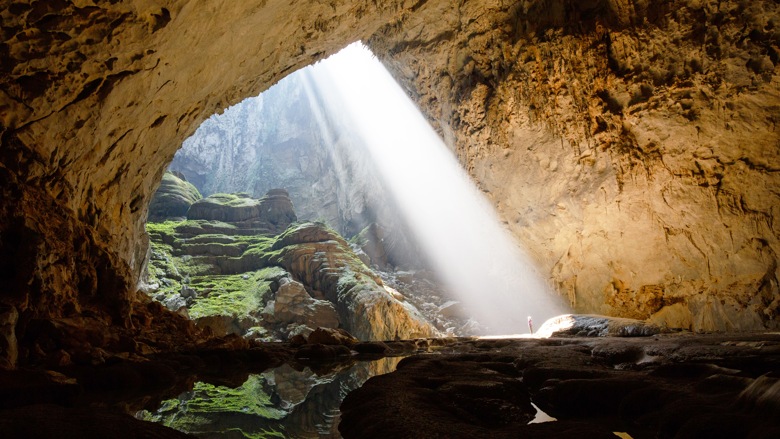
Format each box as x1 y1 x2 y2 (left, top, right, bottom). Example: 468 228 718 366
339 333 780 439
0 333 443 438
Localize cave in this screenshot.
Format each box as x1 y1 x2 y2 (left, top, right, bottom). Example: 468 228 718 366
1 1 779 438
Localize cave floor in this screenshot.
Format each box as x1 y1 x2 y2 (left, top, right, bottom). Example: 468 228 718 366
340 333 780 439
0 333 778 438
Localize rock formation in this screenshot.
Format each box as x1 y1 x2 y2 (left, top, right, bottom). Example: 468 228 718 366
147 171 201 221
368 0 780 331
169 69 395 238
266 222 435 340
339 333 780 438
0 0 779 367
145 188 434 341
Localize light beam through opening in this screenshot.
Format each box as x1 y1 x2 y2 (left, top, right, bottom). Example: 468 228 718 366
303 43 568 334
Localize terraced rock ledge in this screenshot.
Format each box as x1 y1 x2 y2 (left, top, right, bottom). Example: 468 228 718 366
144 180 434 342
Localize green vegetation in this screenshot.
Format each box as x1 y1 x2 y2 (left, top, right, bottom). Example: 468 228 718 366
185 376 285 418
143 218 380 343
227 428 286 439
202 192 259 208
188 267 285 319
146 220 181 245
348 224 371 247
147 172 202 221
174 219 238 236
138 375 286 438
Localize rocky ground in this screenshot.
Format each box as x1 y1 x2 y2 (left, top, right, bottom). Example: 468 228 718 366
340 331 780 439
0 323 777 438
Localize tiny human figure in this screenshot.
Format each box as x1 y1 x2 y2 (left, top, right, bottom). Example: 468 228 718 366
527 316 534 334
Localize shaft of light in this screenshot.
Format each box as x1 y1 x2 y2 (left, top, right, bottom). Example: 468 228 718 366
305 43 568 334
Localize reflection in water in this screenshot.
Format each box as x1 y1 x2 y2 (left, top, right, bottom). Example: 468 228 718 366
138 357 402 438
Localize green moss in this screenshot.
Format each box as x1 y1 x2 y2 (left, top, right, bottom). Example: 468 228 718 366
187 233 237 244
146 220 183 245
231 428 286 439
188 267 285 319
142 374 286 437
186 376 284 418
146 239 181 297
243 237 279 260
180 241 246 257
147 172 202 221
204 193 259 208
177 256 219 277
171 219 238 237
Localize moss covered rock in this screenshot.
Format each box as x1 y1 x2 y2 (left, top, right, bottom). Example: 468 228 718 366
187 190 296 233
147 172 202 222
145 205 434 341
268 222 435 341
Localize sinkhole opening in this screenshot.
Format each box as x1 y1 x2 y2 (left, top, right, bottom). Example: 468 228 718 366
143 42 568 340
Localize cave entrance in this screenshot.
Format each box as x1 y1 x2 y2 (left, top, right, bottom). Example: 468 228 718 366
142 43 566 344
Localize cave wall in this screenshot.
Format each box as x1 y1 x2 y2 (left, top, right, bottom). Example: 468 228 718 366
369 0 780 331
0 0 778 358
0 0 428 365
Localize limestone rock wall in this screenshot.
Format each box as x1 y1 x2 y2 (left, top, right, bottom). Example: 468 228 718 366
0 0 426 361
169 69 393 238
369 0 780 331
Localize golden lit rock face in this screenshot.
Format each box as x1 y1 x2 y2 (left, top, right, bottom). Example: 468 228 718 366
0 0 778 346
370 0 780 331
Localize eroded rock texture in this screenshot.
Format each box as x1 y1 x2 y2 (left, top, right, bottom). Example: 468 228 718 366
0 0 431 366
147 171 201 221
369 0 780 331
0 0 779 366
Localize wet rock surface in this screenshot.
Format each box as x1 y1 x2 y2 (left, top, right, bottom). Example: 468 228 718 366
339 333 780 438
0 334 443 438
1 330 778 438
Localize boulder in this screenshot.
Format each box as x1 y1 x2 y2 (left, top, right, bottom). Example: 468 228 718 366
269 279 340 334
147 172 202 221
162 296 187 313
194 315 238 337
535 314 663 338
187 193 263 222
307 327 359 346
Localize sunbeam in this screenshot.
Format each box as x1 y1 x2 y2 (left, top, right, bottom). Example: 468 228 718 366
304 43 568 334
